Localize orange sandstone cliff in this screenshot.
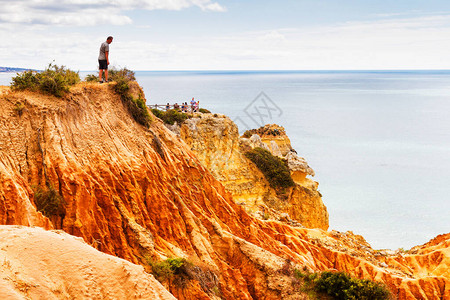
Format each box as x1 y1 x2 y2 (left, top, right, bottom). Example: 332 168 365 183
0 83 449 299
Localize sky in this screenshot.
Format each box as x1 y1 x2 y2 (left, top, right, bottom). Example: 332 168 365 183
2 0 450 70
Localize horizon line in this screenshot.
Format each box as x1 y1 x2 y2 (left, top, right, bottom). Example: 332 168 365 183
4 69 450 74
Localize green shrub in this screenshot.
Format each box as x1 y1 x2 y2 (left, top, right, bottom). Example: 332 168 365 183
245 147 295 190
113 77 130 97
147 258 177 282
145 257 219 293
11 63 80 97
109 67 136 81
33 185 65 218
84 74 98 82
315 271 391 300
84 67 135 83
147 257 191 286
163 109 189 125
290 269 391 300
11 70 40 91
151 109 190 125
242 130 253 138
110 68 151 128
199 108 211 113
242 126 285 138
151 108 164 119
293 269 306 279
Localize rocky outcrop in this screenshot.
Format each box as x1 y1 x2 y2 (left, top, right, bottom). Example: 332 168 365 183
180 114 275 216
0 225 175 299
0 84 448 299
244 124 293 156
181 115 328 230
285 151 315 178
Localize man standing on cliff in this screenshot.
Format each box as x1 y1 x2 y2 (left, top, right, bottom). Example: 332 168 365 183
98 36 113 83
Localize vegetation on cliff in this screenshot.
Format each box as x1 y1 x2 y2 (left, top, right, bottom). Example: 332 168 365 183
33 185 65 218
151 108 191 125
280 260 392 300
11 63 80 97
111 68 151 128
313 271 392 300
85 67 136 83
245 147 295 190
145 257 219 296
242 126 285 138
293 270 392 300
199 108 211 113
151 107 212 125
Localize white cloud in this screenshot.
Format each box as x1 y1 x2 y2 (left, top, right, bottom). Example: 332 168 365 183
0 0 226 26
3 13 450 70
203 3 227 12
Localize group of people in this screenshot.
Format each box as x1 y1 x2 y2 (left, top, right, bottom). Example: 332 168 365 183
167 98 199 113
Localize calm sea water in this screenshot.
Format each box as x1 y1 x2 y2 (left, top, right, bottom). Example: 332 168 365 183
1 70 449 249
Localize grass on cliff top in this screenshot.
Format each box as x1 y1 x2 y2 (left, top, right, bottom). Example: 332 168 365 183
245 147 295 190
11 63 80 97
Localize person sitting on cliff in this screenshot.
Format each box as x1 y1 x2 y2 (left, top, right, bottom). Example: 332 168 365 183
173 103 180 111
98 36 113 83
181 103 186 112
166 103 170 111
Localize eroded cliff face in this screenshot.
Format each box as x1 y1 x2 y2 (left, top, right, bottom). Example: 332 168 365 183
0 84 449 299
180 116 328 230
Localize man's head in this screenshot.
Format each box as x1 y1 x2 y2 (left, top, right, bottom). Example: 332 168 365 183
106 36 113 44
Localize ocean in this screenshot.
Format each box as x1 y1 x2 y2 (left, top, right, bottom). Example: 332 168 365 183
1 70 449 250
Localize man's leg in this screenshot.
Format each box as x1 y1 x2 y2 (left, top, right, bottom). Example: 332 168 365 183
105 69 109 82
99 69 103 82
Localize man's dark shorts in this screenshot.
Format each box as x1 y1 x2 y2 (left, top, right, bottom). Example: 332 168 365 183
98 60 108 70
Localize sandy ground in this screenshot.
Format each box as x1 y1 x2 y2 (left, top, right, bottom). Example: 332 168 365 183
0 225 176 299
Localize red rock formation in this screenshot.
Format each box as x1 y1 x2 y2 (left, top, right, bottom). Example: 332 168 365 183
0 83 448 299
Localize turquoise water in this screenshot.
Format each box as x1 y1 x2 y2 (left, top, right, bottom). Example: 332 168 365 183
2 71 449 249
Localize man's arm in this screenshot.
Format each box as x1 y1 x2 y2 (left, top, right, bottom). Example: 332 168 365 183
106 51 109 65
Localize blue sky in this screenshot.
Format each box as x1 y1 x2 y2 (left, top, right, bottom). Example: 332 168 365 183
2 0 450 70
